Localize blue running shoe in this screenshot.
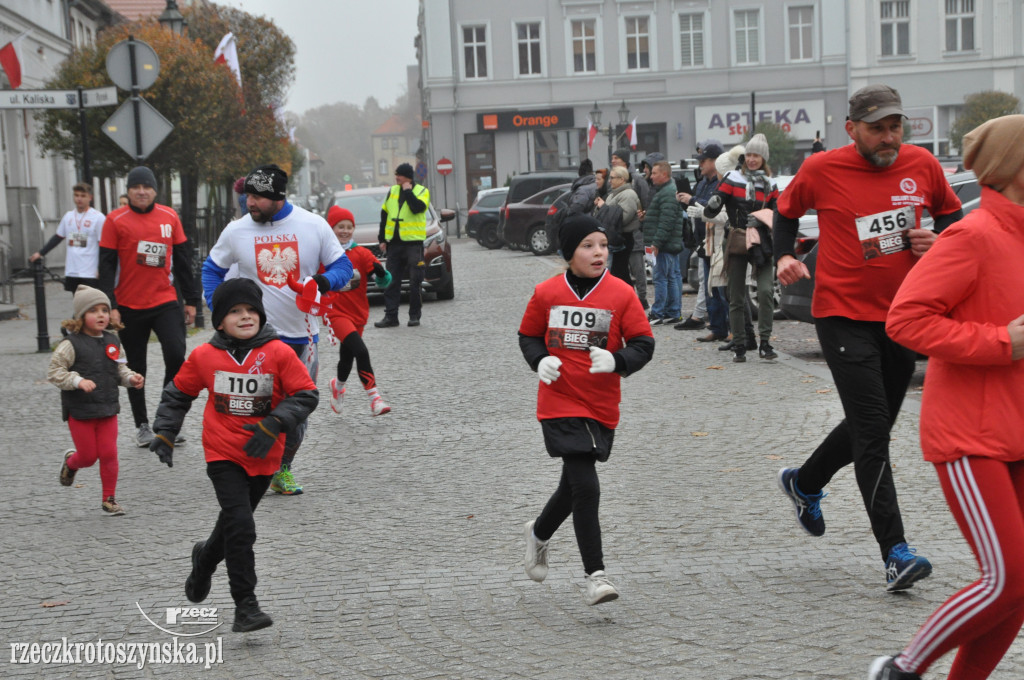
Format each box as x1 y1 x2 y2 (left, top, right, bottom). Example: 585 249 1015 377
885 542 932 592
777 467 826 536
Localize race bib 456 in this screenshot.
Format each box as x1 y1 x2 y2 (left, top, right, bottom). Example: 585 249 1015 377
856 206 915 260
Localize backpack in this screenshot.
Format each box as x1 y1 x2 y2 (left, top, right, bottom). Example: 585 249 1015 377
594 203 626 251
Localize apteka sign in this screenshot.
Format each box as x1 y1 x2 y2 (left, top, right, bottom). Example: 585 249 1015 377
694 99 825 142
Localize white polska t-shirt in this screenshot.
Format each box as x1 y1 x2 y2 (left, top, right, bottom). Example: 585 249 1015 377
208 206 346 339
56 207 105 278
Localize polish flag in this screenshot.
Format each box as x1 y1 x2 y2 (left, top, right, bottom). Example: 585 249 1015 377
624 117 638 149
0 31 30 90
586 117 597 149
214 32 242 87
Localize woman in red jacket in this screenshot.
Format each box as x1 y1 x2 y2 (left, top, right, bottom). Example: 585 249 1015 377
874 115 1024 680
518 215 654 606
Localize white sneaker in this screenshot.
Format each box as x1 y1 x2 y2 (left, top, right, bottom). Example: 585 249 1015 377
370 395 391 416
524 520 549 582
329 378 345 414
584 570 619 605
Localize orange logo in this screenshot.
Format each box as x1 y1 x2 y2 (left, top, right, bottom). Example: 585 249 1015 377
482 114 498 130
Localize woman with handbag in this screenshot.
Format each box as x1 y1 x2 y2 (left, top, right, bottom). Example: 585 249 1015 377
703 134 779 363
596 167 641 288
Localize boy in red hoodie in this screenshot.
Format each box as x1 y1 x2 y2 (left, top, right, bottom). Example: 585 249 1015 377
149 278 318 632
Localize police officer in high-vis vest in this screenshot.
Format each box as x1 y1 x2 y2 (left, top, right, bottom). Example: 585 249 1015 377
375 163 431 328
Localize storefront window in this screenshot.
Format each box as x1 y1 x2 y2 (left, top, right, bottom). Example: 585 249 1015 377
533 130 586 171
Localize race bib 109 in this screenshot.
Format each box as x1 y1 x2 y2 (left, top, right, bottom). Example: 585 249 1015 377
546 305 612 350
856 206 916 260
213 371 273 417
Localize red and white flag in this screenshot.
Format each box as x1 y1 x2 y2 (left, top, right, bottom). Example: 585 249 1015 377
214 32 242 87
0 31 30 90
624 117 638 149
586 117 597 149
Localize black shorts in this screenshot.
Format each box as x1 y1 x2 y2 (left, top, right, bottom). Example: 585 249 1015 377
63 276 99 294
541 417 615 462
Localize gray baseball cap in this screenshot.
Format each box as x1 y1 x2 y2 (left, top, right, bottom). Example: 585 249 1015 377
848 84 906 122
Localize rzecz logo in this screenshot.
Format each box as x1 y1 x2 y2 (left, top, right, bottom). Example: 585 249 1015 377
899 178 917 195
136 603 222 636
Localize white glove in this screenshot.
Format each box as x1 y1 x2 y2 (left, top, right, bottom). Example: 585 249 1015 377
588 346 616 374
686 205 704 220
537 356 562 385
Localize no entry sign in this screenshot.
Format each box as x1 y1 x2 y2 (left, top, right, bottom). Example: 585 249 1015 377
436 158 453 176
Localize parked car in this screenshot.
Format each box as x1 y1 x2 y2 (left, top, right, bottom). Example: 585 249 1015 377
779 170 979 323
501 183 572 255
466 187 508 247
326 187 456 300
492 171 577 250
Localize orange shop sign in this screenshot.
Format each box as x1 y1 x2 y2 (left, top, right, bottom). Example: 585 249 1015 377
477 108 575 132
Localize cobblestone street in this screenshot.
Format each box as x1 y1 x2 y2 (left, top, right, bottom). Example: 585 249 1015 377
1 238 1019 679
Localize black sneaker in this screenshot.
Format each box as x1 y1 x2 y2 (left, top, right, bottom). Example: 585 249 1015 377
232 596 273 633
745 336 758 351
374 317 399 328
60 449 77 486
674 317 706 330
759 340 778 360
732 349 746 363
185 541 213 603
868 656 921 680
407 318 421 327
718 339 736 351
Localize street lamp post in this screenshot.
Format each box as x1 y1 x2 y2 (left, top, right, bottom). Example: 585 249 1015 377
589 100 630 167
157 1 187 35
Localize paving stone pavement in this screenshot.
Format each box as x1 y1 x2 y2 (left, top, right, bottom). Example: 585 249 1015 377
1 239 1021 679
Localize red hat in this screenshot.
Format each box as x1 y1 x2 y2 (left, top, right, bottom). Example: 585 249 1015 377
327 205 355 227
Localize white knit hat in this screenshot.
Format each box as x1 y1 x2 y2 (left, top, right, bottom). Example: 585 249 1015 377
716 145 745 178
744 133 770 161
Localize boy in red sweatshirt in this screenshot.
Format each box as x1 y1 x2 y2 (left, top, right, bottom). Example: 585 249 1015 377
149 278 318 632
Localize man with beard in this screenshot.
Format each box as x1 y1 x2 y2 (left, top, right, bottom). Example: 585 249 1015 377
772 85 963 592
202 164 352 496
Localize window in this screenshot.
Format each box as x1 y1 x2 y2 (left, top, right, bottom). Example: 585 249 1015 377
516 22 542 76
788 6 814 61
945 0 975 52
734 10 760 65
625 17 650 70
678 13 704 67
463 25 487 79
571 19 596 73
880 1 910 56
381 138 389 150
378 160 388 175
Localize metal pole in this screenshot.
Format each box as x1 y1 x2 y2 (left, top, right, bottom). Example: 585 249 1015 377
128 37 143 160
749 92 756 138
33 260 50 352
77 86 92 184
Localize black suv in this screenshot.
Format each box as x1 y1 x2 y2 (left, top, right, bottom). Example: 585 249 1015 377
467 187 508 247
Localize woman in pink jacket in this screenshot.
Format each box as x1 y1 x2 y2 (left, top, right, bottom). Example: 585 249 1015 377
874 115 1024 680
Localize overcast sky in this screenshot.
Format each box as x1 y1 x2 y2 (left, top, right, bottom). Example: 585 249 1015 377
224 0 419 116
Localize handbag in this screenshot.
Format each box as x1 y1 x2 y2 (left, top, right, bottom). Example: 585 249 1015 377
726 227 748 255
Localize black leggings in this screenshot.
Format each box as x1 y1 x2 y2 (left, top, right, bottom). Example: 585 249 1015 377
118 302 186 427
198 461 273 604
534 455 604 575
337 331 376 389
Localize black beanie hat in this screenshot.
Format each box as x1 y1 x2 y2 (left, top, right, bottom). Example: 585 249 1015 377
612 148 631 167
578 158 594 177
127 166 157 189
244 164 288 201
559 214 606 261
211 278 267 331
395 163 415 180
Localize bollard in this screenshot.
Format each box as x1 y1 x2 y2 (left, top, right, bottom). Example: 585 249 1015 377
33 260 50 352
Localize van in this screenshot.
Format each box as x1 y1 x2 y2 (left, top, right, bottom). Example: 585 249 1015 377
495 172 577 249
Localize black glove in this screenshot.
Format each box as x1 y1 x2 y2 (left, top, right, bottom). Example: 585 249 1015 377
241 416 282 459
149 433 175 468
311 274 330 293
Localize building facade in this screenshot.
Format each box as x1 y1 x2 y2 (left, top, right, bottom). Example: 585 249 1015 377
419 0 1024 209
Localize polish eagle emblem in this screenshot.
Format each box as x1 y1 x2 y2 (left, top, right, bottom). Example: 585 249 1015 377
255 242 299 287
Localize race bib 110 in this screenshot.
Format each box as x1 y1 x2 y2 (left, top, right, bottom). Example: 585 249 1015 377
213 371 273 417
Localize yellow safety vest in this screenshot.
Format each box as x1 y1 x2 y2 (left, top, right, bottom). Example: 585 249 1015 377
382 184 430 241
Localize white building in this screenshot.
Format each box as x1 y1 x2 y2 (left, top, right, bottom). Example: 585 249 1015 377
418 0 1021 208
0 0 118 272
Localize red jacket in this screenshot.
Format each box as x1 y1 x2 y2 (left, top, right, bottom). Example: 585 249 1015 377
887 186 1024 463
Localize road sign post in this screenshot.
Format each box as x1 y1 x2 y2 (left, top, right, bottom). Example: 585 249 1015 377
102 37 171 161
436 157 454 236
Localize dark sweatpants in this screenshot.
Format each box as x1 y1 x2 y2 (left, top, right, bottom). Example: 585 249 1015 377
197 461 273 604
118 302 186 427
796 316 917 560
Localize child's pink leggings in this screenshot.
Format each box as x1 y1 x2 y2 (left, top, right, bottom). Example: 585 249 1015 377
67 416 119 500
